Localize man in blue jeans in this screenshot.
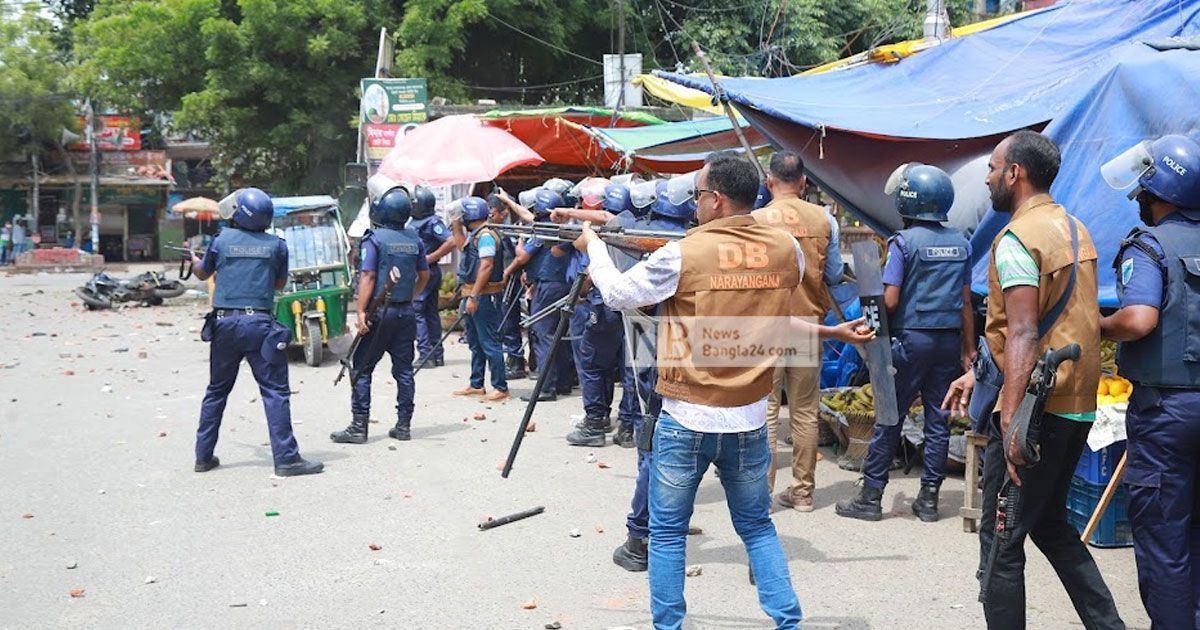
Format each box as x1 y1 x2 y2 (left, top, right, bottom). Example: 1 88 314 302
579 153 871 628
451 197 509 402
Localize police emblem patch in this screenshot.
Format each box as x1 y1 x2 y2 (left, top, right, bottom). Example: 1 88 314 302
434 224 445 235
1120 257 1134 286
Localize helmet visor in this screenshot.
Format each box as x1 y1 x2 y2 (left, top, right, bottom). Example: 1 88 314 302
217 191 239 220
666 171 698 207
883 163 917 195
630 180 659 209
367 174 411 205
1101 141 1154 190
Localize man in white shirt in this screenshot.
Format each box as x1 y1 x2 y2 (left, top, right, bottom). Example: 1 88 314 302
576 152 871 629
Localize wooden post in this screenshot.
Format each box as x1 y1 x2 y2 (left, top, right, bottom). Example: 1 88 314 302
1080 452 1127 543
690 41 766 179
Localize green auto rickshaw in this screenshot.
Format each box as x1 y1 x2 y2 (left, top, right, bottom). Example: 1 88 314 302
269 195 353 366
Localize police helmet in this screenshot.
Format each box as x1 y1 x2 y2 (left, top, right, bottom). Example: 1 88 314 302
411 186 437 219
543 178 574 196
461 196 490 223
370 188 413 229
1102 134 1200 214
603 184 632 214
518 187 542 209
533 189 564 217
753 183 772 210
655 178 696 221
223 187 274 231
884 162 954 222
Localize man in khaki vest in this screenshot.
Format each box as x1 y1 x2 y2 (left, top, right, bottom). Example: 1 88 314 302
576 152 871 629
944 131 1123 629
752 150 843 511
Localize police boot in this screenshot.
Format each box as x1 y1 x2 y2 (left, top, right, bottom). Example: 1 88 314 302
566 416 608 447
834 485 883 522
912 483 940 523
573 416 613 433
330 413 369 444
388 418 411 441
505 356 527 380
613 424 635 448
612 535 648 572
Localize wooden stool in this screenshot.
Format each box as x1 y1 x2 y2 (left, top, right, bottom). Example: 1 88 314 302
960 431 991 533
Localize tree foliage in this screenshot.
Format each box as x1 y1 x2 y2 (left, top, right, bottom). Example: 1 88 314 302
0 6 78 158
76 0 399 192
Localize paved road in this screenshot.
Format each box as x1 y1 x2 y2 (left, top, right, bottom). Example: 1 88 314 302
0 267 1148 629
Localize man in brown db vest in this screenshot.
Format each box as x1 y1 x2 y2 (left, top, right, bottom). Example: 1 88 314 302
752 150 844 512
575 151 872 629
943 131 1124 629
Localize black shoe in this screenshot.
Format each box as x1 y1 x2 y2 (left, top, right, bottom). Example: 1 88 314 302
413 356 442 370
505 356 528 380
566 417 608 447
834 485 883 521
274 458 324 477
520 391 557 402
912 483 940 523
612 535 648 572
388 419 412 441
613 425 635 448
194 456 220 473
330 413 369 444
573 416 613 432
434 356 444 367
556 386 573 396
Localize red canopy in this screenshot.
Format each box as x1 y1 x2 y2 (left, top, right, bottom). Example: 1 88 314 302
378 115 544 186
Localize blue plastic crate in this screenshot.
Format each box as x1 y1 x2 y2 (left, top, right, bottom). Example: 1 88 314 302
1074 441 1126 485
1066 475 1133 548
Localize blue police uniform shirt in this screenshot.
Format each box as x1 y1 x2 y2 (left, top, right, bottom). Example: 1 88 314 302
881 233 972 288
408 216 450 255
1116 230 1167 309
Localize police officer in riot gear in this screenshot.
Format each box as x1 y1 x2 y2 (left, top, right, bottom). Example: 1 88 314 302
189 188 323 477
453 197 510 401
330 186 430 444
836 163 974 522
409 185 454 369
503 189 573 401
1100 133 1200 628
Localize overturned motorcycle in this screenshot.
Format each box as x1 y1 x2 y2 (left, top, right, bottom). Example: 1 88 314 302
74 270 187 310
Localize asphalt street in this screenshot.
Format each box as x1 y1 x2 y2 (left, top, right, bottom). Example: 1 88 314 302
0 267 1149 629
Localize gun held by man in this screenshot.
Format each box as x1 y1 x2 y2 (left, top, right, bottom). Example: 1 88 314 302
486 222 682 255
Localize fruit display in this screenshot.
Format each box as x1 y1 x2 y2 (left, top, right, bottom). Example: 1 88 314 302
821 384 876 414
1100 339 1117 374
1097 374 1132 407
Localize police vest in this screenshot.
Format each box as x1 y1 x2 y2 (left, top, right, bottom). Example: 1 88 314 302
212 228 280 311
1116 218 1200 388
891 223 970 331
368 227 421 303
408 216 449 265
527 240 570 283
457 226 506 294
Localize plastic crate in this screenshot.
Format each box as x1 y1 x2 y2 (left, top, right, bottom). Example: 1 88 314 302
1066 475 1133 548
1074 441 1126 485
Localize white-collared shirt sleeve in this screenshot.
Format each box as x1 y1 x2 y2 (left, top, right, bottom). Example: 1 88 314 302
793 239 806 278
587 239 682 309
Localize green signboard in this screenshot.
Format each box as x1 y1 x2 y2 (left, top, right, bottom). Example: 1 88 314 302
359 78 428 125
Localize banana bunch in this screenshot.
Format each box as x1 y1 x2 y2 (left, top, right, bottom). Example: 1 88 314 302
823 385 875 413
1097 374 1132 407
1100 340 1118 374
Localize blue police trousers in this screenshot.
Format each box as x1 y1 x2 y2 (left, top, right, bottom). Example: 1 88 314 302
861 329 960 490
530 281 572 393
500 284 524 362
196 313 300 466
466 294 507 391
351 303 416 420
413 268 443 363
1125 386 1200 629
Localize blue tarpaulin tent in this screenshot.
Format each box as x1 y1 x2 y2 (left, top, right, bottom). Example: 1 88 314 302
657 0 1200 307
